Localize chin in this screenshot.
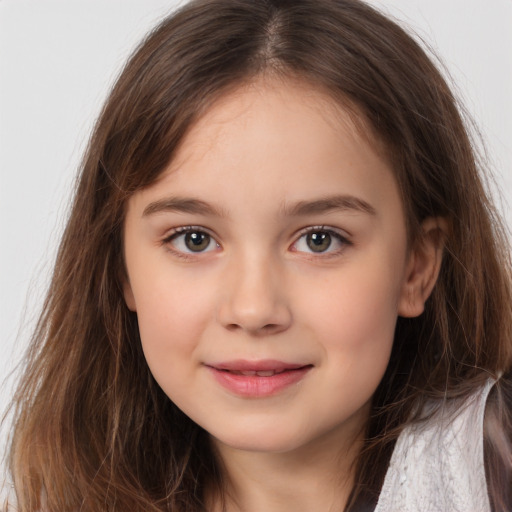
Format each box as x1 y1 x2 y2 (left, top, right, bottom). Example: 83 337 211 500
210 424 315 454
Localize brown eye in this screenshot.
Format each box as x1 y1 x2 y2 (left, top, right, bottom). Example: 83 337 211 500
184 232 211 252
167 229 218 255
306 232 332 252
292 228 350 255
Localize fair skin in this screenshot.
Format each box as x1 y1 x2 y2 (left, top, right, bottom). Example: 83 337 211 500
123 78 443 511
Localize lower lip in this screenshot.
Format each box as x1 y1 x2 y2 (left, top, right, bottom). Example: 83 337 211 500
207 366 312 397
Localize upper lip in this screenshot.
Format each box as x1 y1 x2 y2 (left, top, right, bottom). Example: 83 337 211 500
206 359 311 372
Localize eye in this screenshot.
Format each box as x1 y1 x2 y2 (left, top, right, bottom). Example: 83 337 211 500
164 228 219 254
292 228 350 254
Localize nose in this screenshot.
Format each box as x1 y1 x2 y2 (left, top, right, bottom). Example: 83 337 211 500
216 252 293 336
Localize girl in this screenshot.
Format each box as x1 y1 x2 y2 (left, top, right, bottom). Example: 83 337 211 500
4 0 512 510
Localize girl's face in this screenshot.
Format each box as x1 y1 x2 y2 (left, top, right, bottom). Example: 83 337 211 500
123 79 423 455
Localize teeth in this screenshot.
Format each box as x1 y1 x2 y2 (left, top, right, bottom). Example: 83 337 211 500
256 370 276 377
230 370 278 377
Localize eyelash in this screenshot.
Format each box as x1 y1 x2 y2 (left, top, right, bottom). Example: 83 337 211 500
162 226 220 260
161 225 352 259
291 226 352 257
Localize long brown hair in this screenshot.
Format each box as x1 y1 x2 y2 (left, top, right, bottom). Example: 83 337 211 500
5 0 512 510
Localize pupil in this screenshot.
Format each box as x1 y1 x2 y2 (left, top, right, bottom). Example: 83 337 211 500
185 232 210 252
307 232 331 252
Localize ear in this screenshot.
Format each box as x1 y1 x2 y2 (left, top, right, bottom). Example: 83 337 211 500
398 217 448 318
122 277 137 312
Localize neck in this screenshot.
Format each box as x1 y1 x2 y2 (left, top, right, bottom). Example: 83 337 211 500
208 423 365 512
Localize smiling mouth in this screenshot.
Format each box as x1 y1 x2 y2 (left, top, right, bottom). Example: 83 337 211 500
220 369 295 377
206 362 313 397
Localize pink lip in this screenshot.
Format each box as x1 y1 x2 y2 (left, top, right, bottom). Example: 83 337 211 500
205 359 313 397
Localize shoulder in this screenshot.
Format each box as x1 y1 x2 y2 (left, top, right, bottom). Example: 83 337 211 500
375 379 498 512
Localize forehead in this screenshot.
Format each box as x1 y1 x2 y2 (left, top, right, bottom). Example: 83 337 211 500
170 77 384 171
127 77 402 224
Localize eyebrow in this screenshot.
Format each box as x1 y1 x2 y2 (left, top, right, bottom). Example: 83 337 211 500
142 197 227 218
142 194 376 218
283 195 377 217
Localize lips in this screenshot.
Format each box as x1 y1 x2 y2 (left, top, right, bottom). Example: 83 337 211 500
211 359 308 372
206 360 312 397
227 369 287 377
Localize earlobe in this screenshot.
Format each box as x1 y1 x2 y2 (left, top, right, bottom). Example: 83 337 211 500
123 279 137 312
398 217 448 318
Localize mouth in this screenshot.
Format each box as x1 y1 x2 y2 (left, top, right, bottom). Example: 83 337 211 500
205 360 313 397
221 369 295 377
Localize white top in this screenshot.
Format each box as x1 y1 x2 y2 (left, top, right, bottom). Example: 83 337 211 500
375 380 494 512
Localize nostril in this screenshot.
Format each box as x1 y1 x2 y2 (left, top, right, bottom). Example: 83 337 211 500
225 323 277 331
223 322 288 335
262 323 281 332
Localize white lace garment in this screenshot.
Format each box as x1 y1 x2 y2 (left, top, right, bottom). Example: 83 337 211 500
375 380 494 512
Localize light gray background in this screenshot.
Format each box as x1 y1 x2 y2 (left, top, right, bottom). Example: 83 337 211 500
1 0 511 475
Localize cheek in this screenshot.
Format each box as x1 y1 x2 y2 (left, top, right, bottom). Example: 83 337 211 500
301 265 401 339
306 272 398 415
295 259 402 385
132 269 216 376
